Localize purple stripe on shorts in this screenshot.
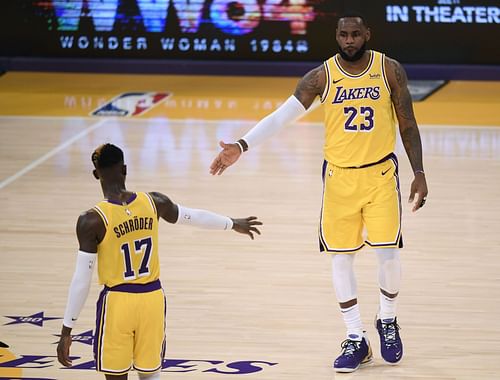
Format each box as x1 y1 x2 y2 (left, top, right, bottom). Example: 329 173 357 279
161 290 167 360
94 287 109 370
321 160 328 183
106 279 162 293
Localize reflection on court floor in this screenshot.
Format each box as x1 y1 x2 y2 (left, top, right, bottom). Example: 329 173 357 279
1 72 500 379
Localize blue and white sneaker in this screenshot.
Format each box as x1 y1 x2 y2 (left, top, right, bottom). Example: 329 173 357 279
375 317 403 364
333 334 373 373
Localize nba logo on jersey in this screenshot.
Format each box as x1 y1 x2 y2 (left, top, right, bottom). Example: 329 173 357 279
91 92 170 117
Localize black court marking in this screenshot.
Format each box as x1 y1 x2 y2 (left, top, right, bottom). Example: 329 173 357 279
408 80 448 102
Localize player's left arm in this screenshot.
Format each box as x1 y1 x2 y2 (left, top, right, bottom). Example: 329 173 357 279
149 191 262 239
386 57 428 212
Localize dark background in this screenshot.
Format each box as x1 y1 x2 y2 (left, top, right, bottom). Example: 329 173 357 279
1 0 499 77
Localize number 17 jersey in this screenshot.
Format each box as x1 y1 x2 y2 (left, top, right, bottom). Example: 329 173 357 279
92 192 159 287
321 50 396 167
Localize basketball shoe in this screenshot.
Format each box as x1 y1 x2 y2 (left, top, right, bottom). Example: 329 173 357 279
333 333 373 373
375 316 403 364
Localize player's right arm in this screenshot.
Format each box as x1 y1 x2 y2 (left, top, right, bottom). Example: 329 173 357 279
293 64 326 109
149 192 262 239
57 210 103 367
209 65 326 176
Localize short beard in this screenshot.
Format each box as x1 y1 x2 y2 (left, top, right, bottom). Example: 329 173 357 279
338 42 367 62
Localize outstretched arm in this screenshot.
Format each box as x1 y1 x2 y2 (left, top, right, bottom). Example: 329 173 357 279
386 57 428 212
149 192 263 239
57 211 103 367
209 65 326 176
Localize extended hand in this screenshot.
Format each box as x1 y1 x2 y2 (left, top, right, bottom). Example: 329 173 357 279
408 172 428 212
209 141 242 175
232 216 263 239
56 333 73 367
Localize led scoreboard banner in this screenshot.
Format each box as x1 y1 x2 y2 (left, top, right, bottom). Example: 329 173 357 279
3 0 339 61
362 0 500 65
2 0 499 65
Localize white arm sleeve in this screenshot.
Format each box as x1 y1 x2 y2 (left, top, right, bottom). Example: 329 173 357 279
176 205 233 230
241 95 307 149
62 251 96 328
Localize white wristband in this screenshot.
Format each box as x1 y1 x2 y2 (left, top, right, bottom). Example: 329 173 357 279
62 251 96 328
241 95 306 149
235 141 244 153
176 205 233 230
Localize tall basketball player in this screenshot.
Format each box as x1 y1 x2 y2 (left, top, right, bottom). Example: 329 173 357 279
209 11 428 373
57 143 262 380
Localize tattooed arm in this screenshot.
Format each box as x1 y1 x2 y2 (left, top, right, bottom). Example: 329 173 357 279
293 64 327 109
210 65 325 175
386 57 428 211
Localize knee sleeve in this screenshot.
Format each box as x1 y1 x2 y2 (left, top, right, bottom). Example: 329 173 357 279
138 372 161 380
375 248 401 294
331 254 357 303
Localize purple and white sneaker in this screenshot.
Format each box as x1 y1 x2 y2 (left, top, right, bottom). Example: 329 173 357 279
375 317 403 364
333 334 373 373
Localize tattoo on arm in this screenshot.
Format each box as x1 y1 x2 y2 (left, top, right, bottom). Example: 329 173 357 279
400 125 424 172
293 65 325 109
390 60 415 121
388 58 424 172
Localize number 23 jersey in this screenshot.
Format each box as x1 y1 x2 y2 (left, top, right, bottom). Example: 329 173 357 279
321 50 396 168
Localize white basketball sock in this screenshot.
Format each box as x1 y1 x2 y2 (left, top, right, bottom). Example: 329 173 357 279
341 304 364 341
376 248 401 321
379 293 397 321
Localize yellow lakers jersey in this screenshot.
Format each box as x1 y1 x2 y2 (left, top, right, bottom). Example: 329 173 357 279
321 50 396 167
92 192 159 287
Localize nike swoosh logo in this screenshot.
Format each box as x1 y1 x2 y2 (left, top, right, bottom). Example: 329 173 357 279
381 168 390 175
332 78 344 84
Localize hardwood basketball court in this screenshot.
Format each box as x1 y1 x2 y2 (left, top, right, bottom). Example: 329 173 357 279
0 72 499 379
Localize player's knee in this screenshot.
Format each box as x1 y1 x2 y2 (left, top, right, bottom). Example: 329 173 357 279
138 372 161 380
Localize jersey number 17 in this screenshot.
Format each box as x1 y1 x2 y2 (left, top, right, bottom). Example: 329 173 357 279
120 237 153 280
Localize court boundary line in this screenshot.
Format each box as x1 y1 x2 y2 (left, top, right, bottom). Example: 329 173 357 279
0 119 108 190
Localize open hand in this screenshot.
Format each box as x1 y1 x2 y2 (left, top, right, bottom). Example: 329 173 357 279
209 141 242 175
231 216 263 239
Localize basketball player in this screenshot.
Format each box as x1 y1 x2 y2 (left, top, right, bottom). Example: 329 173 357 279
209 12 428 373
56 143 262 380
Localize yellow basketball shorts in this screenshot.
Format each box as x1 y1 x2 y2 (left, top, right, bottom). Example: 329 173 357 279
319 154 403 253
94 280 166 375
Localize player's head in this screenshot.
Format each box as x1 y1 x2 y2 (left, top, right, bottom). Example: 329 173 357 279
91 143 126 181
336 11 370 62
